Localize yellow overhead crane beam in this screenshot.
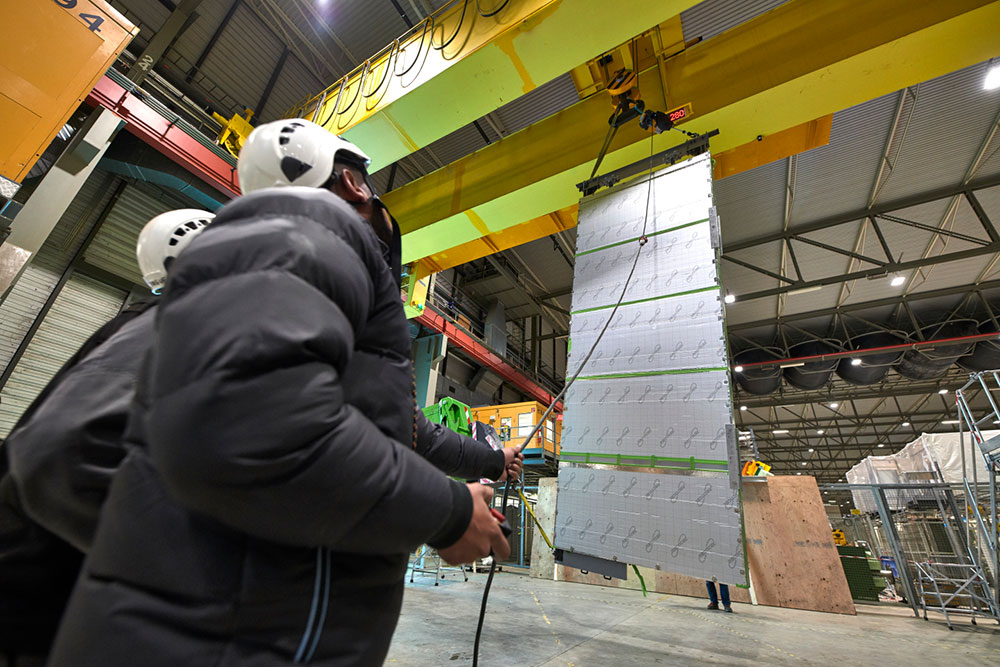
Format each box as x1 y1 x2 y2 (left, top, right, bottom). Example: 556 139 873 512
390 0 1000 265
286 0 702 172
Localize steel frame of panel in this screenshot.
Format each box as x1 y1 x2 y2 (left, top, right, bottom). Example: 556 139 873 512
554 152 745 584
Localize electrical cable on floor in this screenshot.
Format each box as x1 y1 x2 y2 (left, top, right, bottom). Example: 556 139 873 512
471 132 658 667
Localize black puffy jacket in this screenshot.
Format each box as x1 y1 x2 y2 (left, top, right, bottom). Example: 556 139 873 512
0 301 154 658
48 188 482 666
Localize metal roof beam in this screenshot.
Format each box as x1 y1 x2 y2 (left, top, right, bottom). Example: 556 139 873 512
730 278 1000 332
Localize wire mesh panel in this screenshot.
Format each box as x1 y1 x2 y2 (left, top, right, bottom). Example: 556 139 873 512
554 153 745 585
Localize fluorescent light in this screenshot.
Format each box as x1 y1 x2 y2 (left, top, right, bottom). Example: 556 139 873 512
740 405 748 411
801 461 808 466
796 472 802 475
986 59 1000 90
941 419 960 425
773 429 789 434
724 293 736 304
808 448 814 453
816 429 824 435
890 275 905 287
901 422 910 427
850 358 862 366
733 365 744 373
780 361 805 369
877 444 884 448
828 402 839 409
788 285 823 296
938 388 948 395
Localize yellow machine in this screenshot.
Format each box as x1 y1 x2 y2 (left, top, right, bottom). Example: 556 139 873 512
400 262 430 319
0 0 137 183
212 108 255 158
470 401 561 460
832 529 847 546
741 460 772 477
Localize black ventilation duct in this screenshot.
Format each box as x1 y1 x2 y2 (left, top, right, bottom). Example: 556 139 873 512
733 348 783 395
957 321 1000 371
783 340 839 390
896 320 978 380
836 331 905 385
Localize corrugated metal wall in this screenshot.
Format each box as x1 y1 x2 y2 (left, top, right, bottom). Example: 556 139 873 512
0 171 121 379
0 274 127 436
84 184 187 286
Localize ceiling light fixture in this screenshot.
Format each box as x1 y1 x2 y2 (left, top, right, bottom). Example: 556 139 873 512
808 448 814 453
740 405 748 411
901 421 910 427
850 358 862 366
941 419 960 425
877 444 884 448
733 365 744 373
890 275 906 287
801 461 808 466
938 388 949 395
985 58 1000 90
817 429 825 435
724 293 736 304
829 402 839 409
773 429 789 434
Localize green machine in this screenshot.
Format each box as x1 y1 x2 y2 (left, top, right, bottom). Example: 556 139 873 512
422 396 473 437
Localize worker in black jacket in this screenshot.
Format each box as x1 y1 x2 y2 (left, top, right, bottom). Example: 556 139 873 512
0 208 213 663
48 119 515 667
5 201 514 664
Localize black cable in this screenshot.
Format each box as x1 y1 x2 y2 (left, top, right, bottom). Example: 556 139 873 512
432 0 469 50
476 0 511 18
472 131 657 667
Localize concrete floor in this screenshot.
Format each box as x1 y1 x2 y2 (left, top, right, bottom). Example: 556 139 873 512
387 570 1000 666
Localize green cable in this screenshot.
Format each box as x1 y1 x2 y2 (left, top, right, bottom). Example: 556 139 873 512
631 565 648 597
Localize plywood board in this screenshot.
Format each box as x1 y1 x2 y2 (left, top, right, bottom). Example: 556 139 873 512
743 476 855 615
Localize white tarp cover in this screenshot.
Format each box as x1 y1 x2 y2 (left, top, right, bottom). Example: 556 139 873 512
846 431 994 511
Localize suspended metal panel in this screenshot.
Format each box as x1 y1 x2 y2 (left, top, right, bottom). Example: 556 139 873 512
0 274 126 437
555 153 745 584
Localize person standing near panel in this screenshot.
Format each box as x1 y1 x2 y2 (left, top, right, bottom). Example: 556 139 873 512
48 120 513 667
1 209 214 663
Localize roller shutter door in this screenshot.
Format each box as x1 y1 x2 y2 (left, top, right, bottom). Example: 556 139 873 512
0 273 127 436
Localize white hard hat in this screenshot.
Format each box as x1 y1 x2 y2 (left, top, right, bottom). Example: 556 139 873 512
236 118 372 194
136 209 215 293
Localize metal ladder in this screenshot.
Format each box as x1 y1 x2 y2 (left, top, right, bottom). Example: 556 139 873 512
408 545 470 586
952 370 1000 622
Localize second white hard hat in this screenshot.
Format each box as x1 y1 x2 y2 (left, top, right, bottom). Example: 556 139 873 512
136 209 215 293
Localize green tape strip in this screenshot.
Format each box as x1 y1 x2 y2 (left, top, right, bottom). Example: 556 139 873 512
571 285 720 315
559 451 728 469
575 218 709 257
571 366 728 381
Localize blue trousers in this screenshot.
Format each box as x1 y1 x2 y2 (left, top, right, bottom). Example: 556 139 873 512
706 580 730 607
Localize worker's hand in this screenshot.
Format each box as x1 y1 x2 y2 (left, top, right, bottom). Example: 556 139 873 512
438 483 511 565
498 447 524 482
